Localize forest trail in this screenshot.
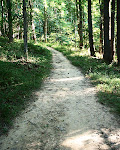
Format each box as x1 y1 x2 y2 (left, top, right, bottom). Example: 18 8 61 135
0 47 120 150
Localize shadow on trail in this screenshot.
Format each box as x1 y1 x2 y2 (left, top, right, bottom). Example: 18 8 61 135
15 83 120 150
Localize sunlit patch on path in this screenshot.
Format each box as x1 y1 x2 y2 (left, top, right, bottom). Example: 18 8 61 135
50 76 84 82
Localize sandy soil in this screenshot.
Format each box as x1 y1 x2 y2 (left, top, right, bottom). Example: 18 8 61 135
0 47 120 150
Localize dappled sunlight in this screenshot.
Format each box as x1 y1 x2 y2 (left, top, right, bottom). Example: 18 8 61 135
50 77 84 82
50 86 96 99
109 129 120 143
62 130 104 150
61 128 120 150
26 141 41 149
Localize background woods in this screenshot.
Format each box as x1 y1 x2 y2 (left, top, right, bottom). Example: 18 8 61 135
0 0 120 64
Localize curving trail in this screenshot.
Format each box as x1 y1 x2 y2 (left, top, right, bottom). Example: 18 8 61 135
0 47 120 150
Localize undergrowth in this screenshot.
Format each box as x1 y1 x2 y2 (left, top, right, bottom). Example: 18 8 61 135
0 37 52 135
49 43 120 116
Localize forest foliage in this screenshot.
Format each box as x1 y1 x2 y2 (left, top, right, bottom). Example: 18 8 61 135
1 0 120 63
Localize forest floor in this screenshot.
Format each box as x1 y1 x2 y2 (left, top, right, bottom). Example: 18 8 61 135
0 47 120 150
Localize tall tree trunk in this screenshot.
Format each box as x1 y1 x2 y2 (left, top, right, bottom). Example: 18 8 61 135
39 20 41 41
6 0 13 42
1 0 4 36
79 0 83 49
74 5 77 49
5 23 7 36
23 0 28 58
82 5 86 47
88 0 95 56
18 3 23 39
44 0 47 43
111 0 115 60
75 0 79 19
19 24 22 39
117 0 120 64
29 0 36 41
103 0 112 63
75 0 79 47
99 0 104 53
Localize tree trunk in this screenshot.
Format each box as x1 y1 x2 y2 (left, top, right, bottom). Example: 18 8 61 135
74 5 77 49
23 0 28 58
29 0 36 41
1 0 4 36
39 20 41 41
19 24 22 39
75 0 79 47
111 0 115 60
6 0 13 42
88 0 95 56
44 0 47 43
75 0 79 19
99 0 104 53
117 0 120 64
78 0 83 49
103 0 112 63
5 23 7 36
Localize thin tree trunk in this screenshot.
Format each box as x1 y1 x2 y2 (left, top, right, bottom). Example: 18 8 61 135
99 0 104 53
23 0 28 58
74 5 77 49
88 0 95 56
29 0 36 41
117 0 120 64
103 0 112 63
5 23 7 36
6 0 13 42
19 2 23 39
111 0 115 60
82 6 86 47
29 0 32 40
79 0 83 49
19 24 22 39
39 20 41 41
44 0 47 43
75 0 79 47
75 0 79 19
1 0 4 36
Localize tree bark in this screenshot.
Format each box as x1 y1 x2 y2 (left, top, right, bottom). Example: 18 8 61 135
1 0 4 36
44 0 47 43
103 0 112 63
19 24 22 39
29 0 36 41
75 0 79 20
6 0 13 42
39 20 41 41
111 0 115 60
23 0 28 58
99 0 104 53
88 0 95 56
78 0 83 49
117 0 120 64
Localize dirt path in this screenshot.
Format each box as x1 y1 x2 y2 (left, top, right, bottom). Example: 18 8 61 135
0 47 120 150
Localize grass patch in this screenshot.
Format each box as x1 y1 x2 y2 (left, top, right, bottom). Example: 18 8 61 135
0 37 52 134
50 43 120 115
